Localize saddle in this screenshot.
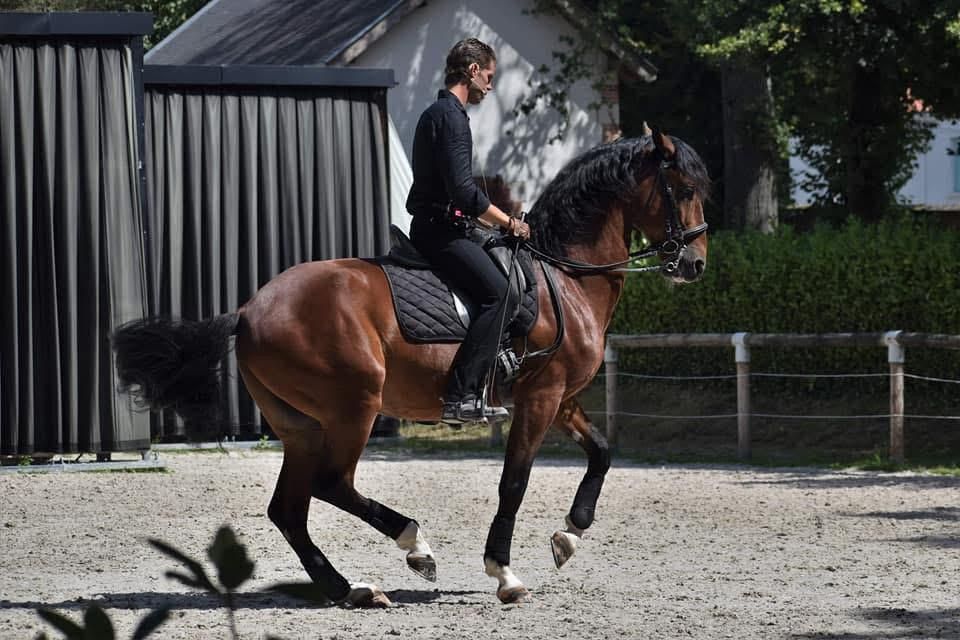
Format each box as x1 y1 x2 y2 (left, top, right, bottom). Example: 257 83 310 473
376 225 539 345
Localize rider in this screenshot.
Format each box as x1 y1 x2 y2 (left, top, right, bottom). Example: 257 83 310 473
406 37 531 424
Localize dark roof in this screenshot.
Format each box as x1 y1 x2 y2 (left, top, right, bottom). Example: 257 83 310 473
145 0 424 65
145 0 655 82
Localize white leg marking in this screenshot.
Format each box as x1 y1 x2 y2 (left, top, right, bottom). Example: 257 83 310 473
344 582 391 607
484 558 524 592
398 521 438 581
564 514 585 538
395 521 434 558
550 515 584 569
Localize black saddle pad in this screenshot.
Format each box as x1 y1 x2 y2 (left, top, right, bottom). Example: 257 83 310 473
377 251 539 344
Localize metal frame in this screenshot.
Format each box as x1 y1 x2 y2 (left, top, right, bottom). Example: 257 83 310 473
144 64 396 88
0 12 153 36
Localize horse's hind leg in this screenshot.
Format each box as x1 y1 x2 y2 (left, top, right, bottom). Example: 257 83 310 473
549 397 611 568
314 476 438 582
267 451 350 598
240 365 390 607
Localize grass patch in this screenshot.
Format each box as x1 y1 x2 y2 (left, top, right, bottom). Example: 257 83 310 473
156 447 231 455
80 467 170 474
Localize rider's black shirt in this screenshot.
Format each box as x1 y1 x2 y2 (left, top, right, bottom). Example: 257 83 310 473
406 90 490 220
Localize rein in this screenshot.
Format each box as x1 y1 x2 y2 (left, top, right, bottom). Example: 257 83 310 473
525 223 707 275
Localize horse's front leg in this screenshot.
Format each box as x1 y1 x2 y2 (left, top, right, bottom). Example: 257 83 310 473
484 392 561 604
549 396 610 568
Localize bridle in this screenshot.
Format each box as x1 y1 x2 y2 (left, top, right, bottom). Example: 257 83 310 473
523 157 708 275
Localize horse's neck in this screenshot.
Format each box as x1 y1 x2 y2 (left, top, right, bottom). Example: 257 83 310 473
559 212 630 333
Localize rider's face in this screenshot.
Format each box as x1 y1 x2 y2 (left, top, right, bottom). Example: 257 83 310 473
467 61 496 105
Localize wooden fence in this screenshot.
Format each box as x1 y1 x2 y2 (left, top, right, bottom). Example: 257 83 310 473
603 332 960 463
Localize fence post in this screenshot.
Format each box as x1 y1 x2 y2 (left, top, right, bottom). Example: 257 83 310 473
604 344 619 450
732 332 751 460
885 331 905 464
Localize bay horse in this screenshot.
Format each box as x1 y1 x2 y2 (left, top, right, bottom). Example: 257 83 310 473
112 130 710 607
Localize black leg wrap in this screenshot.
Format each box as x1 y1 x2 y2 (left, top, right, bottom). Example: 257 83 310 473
484 514 516 566
365 500 412 540
290 541 351 601
570 474 605 531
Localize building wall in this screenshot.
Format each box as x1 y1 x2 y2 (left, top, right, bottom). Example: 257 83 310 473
790 118 960 209
353 0 616 227
899 119 960 208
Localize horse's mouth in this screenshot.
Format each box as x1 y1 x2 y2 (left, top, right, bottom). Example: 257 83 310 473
662 251 706 283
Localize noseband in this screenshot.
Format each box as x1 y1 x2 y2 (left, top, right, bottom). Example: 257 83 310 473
525 160 708 275
654 159 709 275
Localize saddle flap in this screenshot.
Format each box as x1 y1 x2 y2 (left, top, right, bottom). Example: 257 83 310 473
388 224 432 269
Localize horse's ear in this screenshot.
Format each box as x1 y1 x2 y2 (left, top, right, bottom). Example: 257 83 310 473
651 126 676 160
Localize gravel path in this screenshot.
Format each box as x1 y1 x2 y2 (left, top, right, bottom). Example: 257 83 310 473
1 449 958 639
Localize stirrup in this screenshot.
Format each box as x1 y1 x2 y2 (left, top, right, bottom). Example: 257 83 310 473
441 399 509 425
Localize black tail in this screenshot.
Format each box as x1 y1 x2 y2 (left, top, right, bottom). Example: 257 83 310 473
111 313 241 437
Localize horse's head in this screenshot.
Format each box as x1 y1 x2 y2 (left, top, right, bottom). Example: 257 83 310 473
525 132 710 282
632 129 710 283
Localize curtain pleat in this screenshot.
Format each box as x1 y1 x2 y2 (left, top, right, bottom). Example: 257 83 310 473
143 84 390 438
0 38 149 455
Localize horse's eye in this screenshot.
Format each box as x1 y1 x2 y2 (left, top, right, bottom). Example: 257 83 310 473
677 185 696 201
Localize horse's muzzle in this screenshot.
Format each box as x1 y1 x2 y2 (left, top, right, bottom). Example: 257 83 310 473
663 248 706 283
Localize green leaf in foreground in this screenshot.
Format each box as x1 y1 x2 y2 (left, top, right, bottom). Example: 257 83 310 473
207 526 255 591
36 609 83 639
131 607 171 640
148 538 218 593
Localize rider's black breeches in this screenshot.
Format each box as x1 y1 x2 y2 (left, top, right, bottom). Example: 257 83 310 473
410 215 514 401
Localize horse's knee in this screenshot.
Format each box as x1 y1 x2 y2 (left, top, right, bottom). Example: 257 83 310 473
570 427 611 531
569 476 603 531
587 424 611 475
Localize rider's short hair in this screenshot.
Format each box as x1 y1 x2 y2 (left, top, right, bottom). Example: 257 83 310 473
444 38 496 86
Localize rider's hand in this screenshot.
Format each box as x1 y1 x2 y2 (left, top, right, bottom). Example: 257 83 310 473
506 217 531 241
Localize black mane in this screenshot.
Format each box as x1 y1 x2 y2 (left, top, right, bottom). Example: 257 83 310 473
525 135 710 258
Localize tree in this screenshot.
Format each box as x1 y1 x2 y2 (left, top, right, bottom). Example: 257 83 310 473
533 0 960 225
694 0 960 221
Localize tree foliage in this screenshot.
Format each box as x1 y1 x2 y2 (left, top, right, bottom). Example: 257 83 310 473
537 0 960 221
690 0 960 219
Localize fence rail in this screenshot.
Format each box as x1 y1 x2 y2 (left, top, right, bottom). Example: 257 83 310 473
603 332 960 463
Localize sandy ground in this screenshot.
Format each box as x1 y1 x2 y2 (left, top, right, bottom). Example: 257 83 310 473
1 449 958 640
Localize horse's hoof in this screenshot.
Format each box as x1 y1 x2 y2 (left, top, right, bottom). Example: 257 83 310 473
550 530 578 569
343 584 392 608
406 553 438 582
497 586 531 604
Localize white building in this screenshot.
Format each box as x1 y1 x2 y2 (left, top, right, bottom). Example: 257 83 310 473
790 119 960 210
147 0 656 233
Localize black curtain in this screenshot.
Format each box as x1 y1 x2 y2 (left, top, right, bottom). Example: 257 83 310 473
143 84 390 438
0 37 150 455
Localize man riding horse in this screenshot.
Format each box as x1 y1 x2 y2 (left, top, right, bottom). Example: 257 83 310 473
406 38 531 425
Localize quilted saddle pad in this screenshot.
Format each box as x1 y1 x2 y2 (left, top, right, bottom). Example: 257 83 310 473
377 253 539 344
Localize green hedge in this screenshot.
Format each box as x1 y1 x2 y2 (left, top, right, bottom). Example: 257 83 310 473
610 216 960 400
